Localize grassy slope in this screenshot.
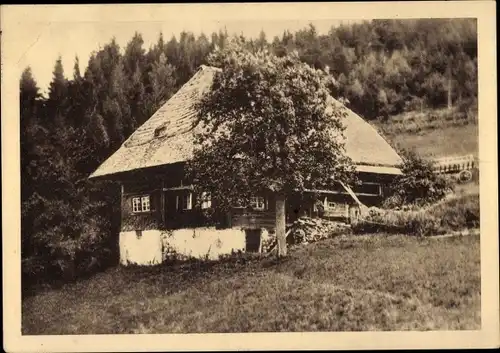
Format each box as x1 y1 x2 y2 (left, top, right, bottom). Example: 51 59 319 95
384 124 479 158
23 234 480 334
372 108 479 158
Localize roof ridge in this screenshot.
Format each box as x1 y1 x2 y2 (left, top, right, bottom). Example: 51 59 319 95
198 64 222 72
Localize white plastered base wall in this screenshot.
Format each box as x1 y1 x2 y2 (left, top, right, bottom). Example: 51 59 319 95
119 230 163 266
119 227 247 265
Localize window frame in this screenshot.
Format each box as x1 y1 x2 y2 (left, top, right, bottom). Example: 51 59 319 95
326 200 337 209
352 182 382 196
131 194 151 213
177 192 193 211
201 192 212 210
250 196 266 211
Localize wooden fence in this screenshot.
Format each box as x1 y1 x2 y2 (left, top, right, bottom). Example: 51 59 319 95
430 154 477 183
431 154 476 174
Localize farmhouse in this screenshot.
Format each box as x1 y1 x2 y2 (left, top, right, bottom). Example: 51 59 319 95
89 65 403 265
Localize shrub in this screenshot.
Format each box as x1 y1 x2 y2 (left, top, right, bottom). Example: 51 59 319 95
352 193 479 236
383 149 454 208
432 193 480 231
22 214 116 293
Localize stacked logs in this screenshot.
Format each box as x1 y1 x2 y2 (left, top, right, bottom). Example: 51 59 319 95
289 217 351 245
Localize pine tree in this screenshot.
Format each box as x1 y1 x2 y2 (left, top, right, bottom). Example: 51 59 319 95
146 52 175 116
156 32 166 55
195 33 211 66
127 62 145 130
177 31 198 85
46 57 69 126
20 67 41 126
255 29 268 51
103 59 131 144
124 32 146 78
73 56 82 81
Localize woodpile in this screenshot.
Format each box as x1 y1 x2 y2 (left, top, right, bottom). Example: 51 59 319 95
289 217 351 245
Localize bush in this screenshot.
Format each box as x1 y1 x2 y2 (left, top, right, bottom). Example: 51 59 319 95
352 193 479 236
22 215 116 293
383 149 454 208
433 193 480 230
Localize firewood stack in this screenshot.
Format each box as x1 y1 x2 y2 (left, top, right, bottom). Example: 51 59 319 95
289 217 351 245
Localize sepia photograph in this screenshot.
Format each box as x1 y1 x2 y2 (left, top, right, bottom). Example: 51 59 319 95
2 2 498 352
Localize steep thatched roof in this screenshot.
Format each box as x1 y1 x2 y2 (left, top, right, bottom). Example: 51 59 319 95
90 65 402 179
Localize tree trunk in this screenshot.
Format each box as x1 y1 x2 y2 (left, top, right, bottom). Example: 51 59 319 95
447 65 453 110
275 194 287 258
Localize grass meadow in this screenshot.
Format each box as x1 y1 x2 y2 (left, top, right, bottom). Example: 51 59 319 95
22 232 480 334
374 108 478 158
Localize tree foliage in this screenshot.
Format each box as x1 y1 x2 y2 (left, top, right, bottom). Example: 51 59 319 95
383 150 454 208
187 42 355 212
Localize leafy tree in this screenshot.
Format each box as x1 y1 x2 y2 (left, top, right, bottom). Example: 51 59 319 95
383 150 454 208
295 24 323 69
187 42 355 257
422 72 448 107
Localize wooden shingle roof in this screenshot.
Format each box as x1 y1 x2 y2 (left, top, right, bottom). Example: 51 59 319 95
90 65 402 179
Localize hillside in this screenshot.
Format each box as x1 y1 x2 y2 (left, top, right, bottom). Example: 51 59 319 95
371 107 478 159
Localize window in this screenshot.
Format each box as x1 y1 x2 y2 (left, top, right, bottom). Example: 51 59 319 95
250 196 266 210
326 200 337 209
352 183 381 196
132 195 151 213
132 197 141 212
321 197 336 209
178 192 192 210
201 192 212 209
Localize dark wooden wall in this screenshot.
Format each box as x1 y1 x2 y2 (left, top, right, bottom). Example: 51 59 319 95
229 193 277 230
121 184 163 232
118 164 398 232
119 163 225 231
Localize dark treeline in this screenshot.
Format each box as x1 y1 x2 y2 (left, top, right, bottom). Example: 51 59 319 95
21 19 477 284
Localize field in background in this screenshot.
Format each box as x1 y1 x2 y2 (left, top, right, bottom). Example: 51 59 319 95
373 107 478 158
23 233 480 334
